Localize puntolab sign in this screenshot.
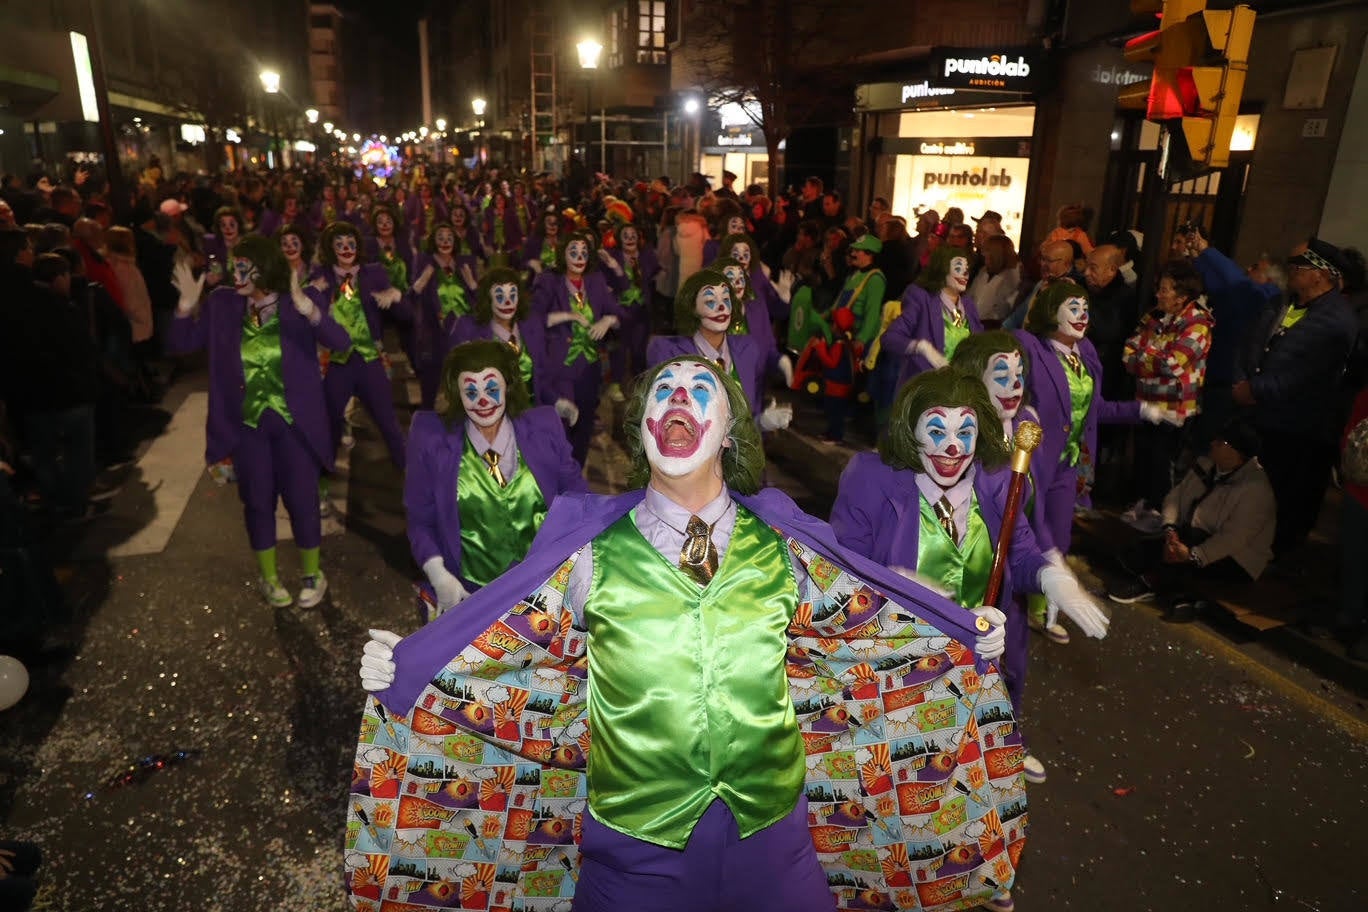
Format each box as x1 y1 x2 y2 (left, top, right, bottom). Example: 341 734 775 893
929 47 1045 91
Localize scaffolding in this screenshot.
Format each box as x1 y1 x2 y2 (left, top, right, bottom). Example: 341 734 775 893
529 2 557 172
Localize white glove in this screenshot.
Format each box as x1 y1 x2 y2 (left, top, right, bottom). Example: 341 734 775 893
374 287 402 310
777 354 794 388
547 310 588 328
911 338 950 369
422 556 470 614
527 259 544 275
1041 548 1067 569
172 260 205 315
554 397 580 426
971 606 1007 661
773 269 794 305
360 629 403 692
310 275 330 292
289 267 315 319
597 248 623 273
1039 564 1110 639
588 314 619 341
758 398 793 431
412 264 435 295
460 263 478 289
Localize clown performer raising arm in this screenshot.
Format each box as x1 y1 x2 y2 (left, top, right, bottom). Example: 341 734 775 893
168 236 351 608
311 221 410 467
522 208 563 277
405 340 586 621
715 253 795 390
201 206 245 289
716 233 792 374
354 355 1028 912
882 245 985 389
450 267 553 408
648 267 792 433
411 219 483 408
601 221 661 403
531 229 623 466
277 223 312 286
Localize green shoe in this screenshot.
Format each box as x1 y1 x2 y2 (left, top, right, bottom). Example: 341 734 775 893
258 577 292 608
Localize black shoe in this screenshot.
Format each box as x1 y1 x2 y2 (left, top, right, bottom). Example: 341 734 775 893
1163 599 1199 623
1108 576 1155 604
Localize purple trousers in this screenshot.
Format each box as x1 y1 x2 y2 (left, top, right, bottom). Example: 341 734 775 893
324 354 406 468
1040 463 1078 556
1002 593 1029 751
573 797 833 912
564 361 601 467
233 410 322 551
608 305 649 387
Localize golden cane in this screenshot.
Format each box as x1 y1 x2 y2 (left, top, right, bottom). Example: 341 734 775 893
982 421 1043 613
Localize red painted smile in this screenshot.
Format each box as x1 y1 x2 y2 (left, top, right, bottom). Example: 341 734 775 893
646 408 712 458
929 453 970 479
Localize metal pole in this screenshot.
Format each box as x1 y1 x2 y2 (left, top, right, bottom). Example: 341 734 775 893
84 0 127 218
599 101 606 175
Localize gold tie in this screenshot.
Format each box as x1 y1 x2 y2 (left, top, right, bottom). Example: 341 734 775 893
679 515 719 586
715 357 727 372
1064 351 1082 375
934 496 958 543
482 450 506 487
950 307 966 328
508 334 521 355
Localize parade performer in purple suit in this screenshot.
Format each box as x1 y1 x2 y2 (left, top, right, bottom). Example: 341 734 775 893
169 236 350 608
364 203 414 293
352 356 1027 912
830 367 1110 910
522 209 563 276
647 267 792 432
277 223 311 285
410 222 481 408
406 182 449 243
531 230 622 466
405 340 586 621
312 222 409 467
450 267 563 413
602 222 660 403
717 232 787 360
482 193 524 270
883 245 985 390
309 184 341 235
201 206 244 290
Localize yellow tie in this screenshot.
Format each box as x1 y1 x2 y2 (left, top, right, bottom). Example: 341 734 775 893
934 496 959 544
508 334 521 355
679 515 719 586
482 450 506 487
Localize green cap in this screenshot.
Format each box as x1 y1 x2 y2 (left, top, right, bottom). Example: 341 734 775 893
850 233 883 254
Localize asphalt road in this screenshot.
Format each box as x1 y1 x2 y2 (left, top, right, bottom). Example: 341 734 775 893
1 368 1364 912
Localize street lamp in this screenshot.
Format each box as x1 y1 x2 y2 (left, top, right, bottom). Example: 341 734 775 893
435 117 447 132
258 69 282 167
305 107 319 124
323 121 333 133
577 39 603 173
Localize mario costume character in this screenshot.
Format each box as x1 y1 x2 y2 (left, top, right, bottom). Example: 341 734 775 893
169 235 350 608
792 307 862 444
351 357 1029 912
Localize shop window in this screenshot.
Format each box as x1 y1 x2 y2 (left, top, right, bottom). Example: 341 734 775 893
637 0 667 65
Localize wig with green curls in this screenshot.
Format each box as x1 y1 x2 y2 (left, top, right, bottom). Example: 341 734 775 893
423 221 455 255
213 205 244 237
949 330 1033 392
554 229 599 274
474 266 529 325
717 232 758 268
1025 280 1089 336
712 255 754 303
317 221 362 267
880 367 1011 472
230 235 291 295
623 356 764 494
436 340 532 429
673 267 733 335
915 244 972 295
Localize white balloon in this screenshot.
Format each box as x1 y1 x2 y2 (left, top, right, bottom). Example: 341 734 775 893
0 656 30 710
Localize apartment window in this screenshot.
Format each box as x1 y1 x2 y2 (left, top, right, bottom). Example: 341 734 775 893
637 0 666 64
607 5 626 68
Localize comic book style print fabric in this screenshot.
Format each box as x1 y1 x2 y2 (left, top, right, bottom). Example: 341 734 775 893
345 536 1027 912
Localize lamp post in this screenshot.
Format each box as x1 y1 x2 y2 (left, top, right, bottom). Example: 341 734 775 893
576 39 602 175
435 117 447 165
259 68 281 168
472 97 486 165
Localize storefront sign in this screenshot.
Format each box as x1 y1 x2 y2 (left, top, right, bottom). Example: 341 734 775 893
902 81 957 103
878 137 1032 159
919 141 976 156
930 47 1044 92
857 81 1026 111
716 133 753 147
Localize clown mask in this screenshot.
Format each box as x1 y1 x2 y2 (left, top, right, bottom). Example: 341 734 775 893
435 227 455 256
619 226 639 252
726 215 746 236
375 212 395 237
460 368 507 429
280 233 303 263
565 239 589 275
694 282 732 334
982 351 1025 421
722 264 747 302
642 360 730 478
946 256 970 294
332 233 358 268
544 216 560 238
232 256 261 297
730 242 752 269
1055 295 1089 341
915 407 978 487
491 283 519 323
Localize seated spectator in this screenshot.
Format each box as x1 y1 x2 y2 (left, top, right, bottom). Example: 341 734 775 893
1107 420 1275 620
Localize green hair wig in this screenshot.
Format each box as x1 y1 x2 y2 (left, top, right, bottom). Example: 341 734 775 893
712 254 754 303
230 235 291 295
474 267 530 324
623 356 764 494
1025 281 1089 336
555 229 599 274
916 244 971 295
717 232 758 266
436 340 532 429
949 330 1033 388
673 267 733 335
880 367 1011 472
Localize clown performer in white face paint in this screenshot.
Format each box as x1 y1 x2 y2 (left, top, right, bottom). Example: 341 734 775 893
354 356 1029 912
530 229 623 466
410 219 483 408
202 206 245 289
169 235 351 608
311 221 410 467
601 221 661 404
1014 281 1175 611
647 267 792 433
882 245 985 390
449 267 555 410
830 366 1111 912
404 340 586 621
715 233 792 381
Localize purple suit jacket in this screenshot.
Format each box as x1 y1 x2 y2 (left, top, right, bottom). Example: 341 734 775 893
404 406 588 589
404 198 449 237
449 316 557 405
884 285 984 389
1013 331 1141 493
482 208 525 256
310 262 412 344
364 237 416 278
647 334 766 419
531 269 622 386
381 485 985 714
167 286 349 469
521 233 557 269
607 246 662 299
830 453 1047 606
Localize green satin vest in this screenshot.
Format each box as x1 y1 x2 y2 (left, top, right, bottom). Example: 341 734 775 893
620 260 643 308
379 247 407 291
942 309 971 361
240 308 293 428
331 279 379 363
539 241 557 270
503 333 535 392
456 437 547 588
916 493 992 609
729 301 750 336
1058 350 1094 467
584 507 804 848
437 268 470 319
563 288 599 366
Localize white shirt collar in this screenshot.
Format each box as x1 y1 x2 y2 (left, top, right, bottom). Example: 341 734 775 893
1049 337 1078 358
915 465 975 513
692 332 730 366
641 483 732 535
464 417 518 469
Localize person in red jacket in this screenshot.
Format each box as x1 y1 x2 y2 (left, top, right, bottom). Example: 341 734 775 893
71 218 124 312
793 306 861 444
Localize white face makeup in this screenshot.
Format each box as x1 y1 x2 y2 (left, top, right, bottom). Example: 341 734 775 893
491 282 519 322
694 282 733 334
730 243 752 268
452 208 467 227
1055 295 1089 341
459 368 507 429
982 351 1025 421
435 227 455 255
375 212 394 236
915 406 978 487
726 216 746 235
946 256 970 293
619 226 639 250
232 256 260 297
280 234 303 261
722 264 747 301
642 360 730 478
220 216 240 243
332 233 358 267
565 239 589 275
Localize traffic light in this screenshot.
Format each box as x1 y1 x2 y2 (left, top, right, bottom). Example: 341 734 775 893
1120 0 1257 171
